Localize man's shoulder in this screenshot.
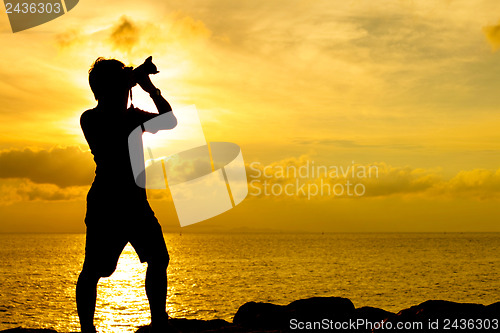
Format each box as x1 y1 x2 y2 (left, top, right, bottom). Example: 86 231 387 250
80 108 98 124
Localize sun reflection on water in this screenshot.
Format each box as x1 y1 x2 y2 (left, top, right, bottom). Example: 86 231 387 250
94 244 151 333
81 237 203 333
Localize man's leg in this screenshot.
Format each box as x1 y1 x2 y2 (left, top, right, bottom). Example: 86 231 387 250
145 262 169 324
77 224 125 332
76 265 100 333
131 215 170 328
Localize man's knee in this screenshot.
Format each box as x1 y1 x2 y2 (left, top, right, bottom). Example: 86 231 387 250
97 267 117 278
147 252 169 269
81 262 117 279
147 258 169 272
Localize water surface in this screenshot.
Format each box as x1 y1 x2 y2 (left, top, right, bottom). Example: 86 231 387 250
0 233 498 332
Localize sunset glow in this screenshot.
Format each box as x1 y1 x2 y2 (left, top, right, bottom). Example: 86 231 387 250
1 0 499 233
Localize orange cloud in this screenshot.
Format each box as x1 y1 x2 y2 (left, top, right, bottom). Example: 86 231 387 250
0 178 87 205
2 147 498 206
168 14 212 40
436 168 500 200
483 21 500 51
109 16 139 53
0 146 94 187
56 28 83 49
55 13 212 56
246 156 500 200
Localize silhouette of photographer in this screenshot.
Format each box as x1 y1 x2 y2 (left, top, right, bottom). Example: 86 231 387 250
77 56 175 333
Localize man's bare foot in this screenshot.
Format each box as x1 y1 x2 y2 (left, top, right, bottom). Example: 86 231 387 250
150 314 176 333
81 325 97 333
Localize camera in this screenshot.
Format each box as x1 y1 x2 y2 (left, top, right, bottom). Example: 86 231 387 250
132 56 159 81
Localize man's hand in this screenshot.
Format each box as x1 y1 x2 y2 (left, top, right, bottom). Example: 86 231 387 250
133 56 159 94
133 56 171 114
136 75 157 95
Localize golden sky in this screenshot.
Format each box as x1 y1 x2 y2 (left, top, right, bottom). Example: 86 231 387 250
0 0 499 232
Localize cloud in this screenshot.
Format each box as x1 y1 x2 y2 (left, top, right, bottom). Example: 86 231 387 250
0 145 177 205
0 178 87 205
359 163 440 197
55 13 212 56
246 156 500 200
0 146 94 187
292 138 423 150
246 157 437 199
1 148 498 205
55 16 143 53
437 168 500 199
168 14 212 40
109 16 139 53
146 188 171 201
483 21 500 51
55 28 83 49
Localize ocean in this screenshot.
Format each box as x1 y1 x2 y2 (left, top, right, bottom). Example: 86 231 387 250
0 233 499 332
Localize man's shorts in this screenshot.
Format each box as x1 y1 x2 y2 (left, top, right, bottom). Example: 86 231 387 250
83 213 169 277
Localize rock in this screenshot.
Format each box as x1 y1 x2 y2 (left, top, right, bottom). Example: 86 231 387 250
135 318 233 333
232 301 287 330
486 301 500 316
233 296 354 330
394 300 488 321
354 306 393 319
397 300 486 319
348 307 395 333
380 300 499 332
286 297 355 321
354 306 395 323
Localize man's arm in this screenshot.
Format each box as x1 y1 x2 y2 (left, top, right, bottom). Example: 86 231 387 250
137 75 172 115
149 89 172 115
133 76 177 133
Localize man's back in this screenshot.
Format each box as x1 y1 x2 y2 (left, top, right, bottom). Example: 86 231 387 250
80 106 158 221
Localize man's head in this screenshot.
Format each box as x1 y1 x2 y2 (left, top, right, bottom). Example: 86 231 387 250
88 58 134 101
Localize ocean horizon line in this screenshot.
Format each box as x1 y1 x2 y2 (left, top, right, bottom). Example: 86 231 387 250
1 231 499 235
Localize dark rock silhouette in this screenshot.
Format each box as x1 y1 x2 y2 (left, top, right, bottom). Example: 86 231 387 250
2 297 498 333
233 301 287 330
233 297 355 330
487 301 500 315
382 300 500 332
135 318 233 333
354 306 395 324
